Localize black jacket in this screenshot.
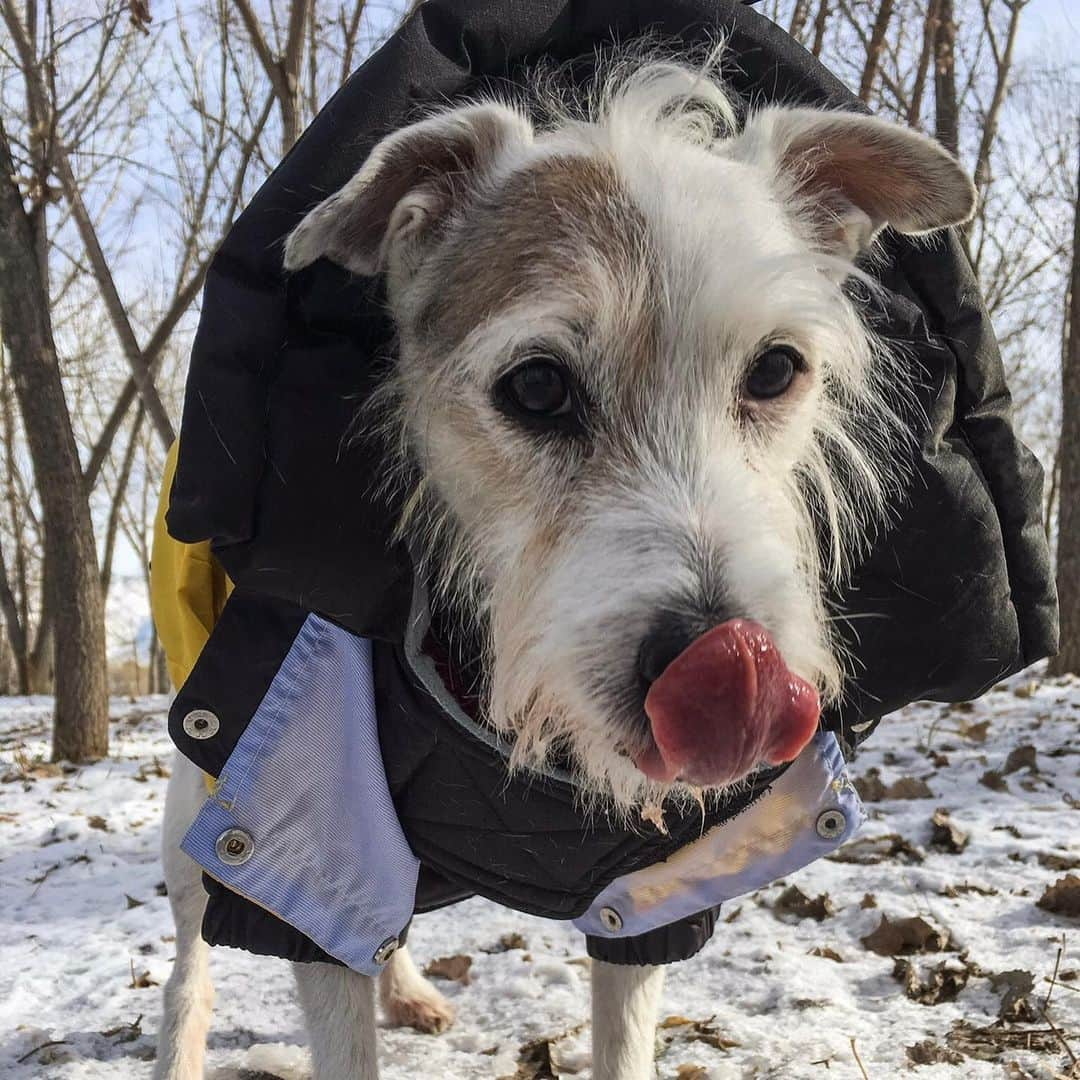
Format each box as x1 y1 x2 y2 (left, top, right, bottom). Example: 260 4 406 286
164 0 1057 969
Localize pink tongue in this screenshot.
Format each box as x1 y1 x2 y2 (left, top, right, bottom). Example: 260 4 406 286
636 619 820 786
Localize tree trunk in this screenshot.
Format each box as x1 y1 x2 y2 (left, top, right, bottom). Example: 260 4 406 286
933 0 960 157
971 1 1026 198
0 122 108 759
859 0 896 103
811 0 831 58
0 538 29 692
233 0 313 154
1048 137 1080 676
909 0 940 127
789 0 812 42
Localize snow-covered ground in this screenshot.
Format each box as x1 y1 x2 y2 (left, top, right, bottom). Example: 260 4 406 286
1 672 1077 1079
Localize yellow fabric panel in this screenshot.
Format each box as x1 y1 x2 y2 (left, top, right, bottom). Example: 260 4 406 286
150 441 233 692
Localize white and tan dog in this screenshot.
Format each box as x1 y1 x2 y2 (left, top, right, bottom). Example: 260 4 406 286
154 54 975 1080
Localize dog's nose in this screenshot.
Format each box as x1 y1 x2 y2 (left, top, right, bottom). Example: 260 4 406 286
638 614 698 686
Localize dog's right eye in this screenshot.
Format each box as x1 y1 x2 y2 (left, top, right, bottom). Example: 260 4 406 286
496 359 585 433
745 346 802 400
505 361 571 415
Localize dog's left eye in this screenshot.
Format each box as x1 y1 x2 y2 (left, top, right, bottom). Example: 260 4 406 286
499 360 574 419
745 347 802 400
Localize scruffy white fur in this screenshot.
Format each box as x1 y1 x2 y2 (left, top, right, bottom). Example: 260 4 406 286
157 51 975 1080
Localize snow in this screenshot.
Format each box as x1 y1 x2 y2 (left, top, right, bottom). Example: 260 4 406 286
0 672 1077 1079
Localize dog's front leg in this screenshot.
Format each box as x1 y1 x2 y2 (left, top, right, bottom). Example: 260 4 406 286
590 961 665 1080
294 962 379 1080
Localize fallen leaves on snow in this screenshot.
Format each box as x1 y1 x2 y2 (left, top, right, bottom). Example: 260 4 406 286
1037 875 1080 919
929 808 969 854
772 884 835 922
1003 745 1039 775
423 954 473 985
906 1037 965 1065
855 768 933 802
659 1015 740 1051
988 969 1037 1021
861 915 951 956
826 833 924 865
893 956 971 1004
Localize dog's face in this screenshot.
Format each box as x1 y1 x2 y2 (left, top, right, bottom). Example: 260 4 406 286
286 62 975 808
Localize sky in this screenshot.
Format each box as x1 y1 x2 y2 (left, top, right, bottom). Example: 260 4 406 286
1019 0 1077 46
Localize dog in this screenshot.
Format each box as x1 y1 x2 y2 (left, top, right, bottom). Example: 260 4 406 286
154 52 976 1080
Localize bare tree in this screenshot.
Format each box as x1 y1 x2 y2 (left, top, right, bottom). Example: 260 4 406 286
860 0 897 102
0 124 108 759
812 0 832 58
233 0 316 153
1049 132 1080 676
934 0 959 155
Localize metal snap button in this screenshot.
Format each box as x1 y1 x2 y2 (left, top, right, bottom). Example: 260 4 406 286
183 709 219 739
215 828 254 865
373 937 399 965
815 809 847 840
599 906 623 932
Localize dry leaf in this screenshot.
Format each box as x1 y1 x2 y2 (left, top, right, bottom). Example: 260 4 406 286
860 892 878 909
941 881 997 898
929 809 969 854
855 769 933 802
1036 875 1080 918
861 915 950 956
483 932 526 954
424 954 472 985
675 1067 708 1080
827 834 924 865
962 719 991 743
893 957 970 1004
809 946 844 963
1036 851 1079 872
124 894 144 909
772 885 835 922
501 1034 556 1080
87 815 109 831
661 1015 695 1028
980 770 1008 792
659 1015 739 1051
499 1026 586 1080
988 970 1035 1021
1003 745 1037 774
906 1039 964 1066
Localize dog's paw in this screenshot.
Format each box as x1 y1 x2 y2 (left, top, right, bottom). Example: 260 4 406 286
383 987 455 1034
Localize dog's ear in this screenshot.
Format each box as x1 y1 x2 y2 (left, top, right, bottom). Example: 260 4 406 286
732 108 977 258
284 103 532 276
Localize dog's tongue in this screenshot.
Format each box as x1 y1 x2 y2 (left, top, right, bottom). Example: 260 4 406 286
637 619 820 786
